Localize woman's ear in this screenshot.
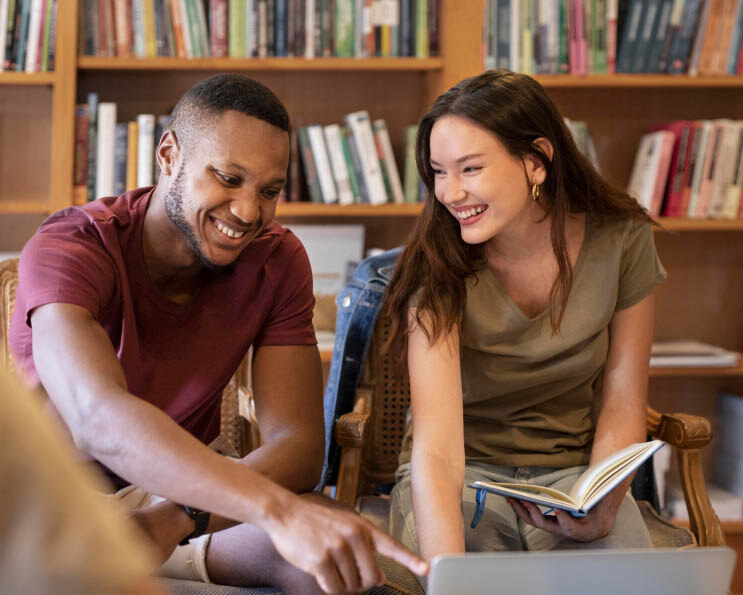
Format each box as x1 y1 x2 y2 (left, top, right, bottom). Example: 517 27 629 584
524 137 554 185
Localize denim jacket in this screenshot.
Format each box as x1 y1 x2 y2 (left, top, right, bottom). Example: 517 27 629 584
317 247 401 489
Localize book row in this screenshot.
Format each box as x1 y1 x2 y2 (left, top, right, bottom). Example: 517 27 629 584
629 119 743 219
81 0 439 60
0 0 57 72
72 96 425 206
483 0 743 76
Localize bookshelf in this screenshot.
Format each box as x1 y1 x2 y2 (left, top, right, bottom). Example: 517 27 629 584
1 0 742 579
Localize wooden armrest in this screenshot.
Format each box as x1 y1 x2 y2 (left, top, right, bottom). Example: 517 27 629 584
335 389 371 449
334 388 372 507
647 407 712 449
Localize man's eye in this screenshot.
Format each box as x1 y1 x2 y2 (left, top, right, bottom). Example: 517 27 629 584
218 173 239 185
263 189 281 199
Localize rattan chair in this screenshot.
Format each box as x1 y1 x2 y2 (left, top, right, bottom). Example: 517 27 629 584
334 316 727 553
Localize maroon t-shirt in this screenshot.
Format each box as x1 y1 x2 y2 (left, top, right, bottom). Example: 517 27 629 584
10 187 316 483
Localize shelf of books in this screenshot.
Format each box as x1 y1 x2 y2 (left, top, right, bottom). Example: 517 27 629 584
0 72 56 85
77 57 444 72
276 203 423 217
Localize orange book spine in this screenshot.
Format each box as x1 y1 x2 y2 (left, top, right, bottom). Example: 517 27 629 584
169 0 187 57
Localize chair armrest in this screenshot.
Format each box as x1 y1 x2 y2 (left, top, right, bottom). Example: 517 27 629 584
646 407 724 546
647 407 712 449
334 388 372 507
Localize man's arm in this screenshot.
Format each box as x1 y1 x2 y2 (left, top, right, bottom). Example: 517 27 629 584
31 302 428 593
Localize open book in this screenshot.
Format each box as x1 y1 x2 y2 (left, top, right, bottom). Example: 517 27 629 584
469 440 665 527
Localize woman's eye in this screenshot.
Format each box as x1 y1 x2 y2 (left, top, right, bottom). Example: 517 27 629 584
464 166 482 173
432 168 445 176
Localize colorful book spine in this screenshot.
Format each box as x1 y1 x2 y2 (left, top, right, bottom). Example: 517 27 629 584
169 0 186 57
667 0 702 73
645 0 673 71
373 119 405 204
210 0 228 56
344 110 388 205
229 0 246 56
126 120 139 192
297 126 324 203
615 0 642 72
323 124 355 205
194 0 211 56
113 122 128 196
340 130 361 202
335 0 354 56
415 0 428 57
86 92 99 202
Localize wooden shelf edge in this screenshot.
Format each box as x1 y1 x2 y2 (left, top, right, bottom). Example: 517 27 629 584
656 218 743 231
534 74 743 88
650 362 743 377
77 56 443 72
0 201 49 214
0 71 56 85
276 202 424 217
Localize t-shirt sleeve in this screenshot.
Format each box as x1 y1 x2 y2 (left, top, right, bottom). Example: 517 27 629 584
254 233 317 347
615 219 667 311
17 215 117 327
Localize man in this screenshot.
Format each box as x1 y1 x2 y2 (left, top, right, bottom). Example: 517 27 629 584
10 74 426 594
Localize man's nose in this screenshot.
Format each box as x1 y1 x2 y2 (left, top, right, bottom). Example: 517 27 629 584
229 191 260 225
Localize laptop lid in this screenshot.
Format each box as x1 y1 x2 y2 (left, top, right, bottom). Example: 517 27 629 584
428 547 736 595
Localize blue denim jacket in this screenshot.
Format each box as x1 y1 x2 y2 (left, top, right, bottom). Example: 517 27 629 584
317 247 401 489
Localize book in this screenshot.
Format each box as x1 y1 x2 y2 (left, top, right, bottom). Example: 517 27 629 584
650 340 741 367
469 440 666 521
95 102 117 198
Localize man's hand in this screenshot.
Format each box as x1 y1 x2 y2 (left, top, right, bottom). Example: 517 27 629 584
508 488 624 543
129 501 195 564
265 494 428 594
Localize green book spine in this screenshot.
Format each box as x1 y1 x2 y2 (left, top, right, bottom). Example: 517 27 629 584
229 0 246 56
297 127 324 203
40 0 53 71
415 0 428 57
558 0 569 72
403 125 420 203
335 0 354 56
340 129 361 202
185 0 202 56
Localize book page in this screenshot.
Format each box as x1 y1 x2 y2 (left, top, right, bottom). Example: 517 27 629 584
470 481 578 507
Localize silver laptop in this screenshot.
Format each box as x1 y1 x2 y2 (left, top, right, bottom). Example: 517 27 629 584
428 547 736 595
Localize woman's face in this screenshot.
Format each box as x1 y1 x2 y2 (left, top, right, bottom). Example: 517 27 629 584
429 115 543 245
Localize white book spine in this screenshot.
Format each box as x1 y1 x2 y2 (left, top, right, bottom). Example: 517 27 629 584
132 0 145 57
510 0 521 72
95 103 118 198
323 125 355 206
24 0 44 72
305 0 315 58
345 111 389 205
0 0 9 72
258 0 267 57
708 121 739 218
721 123 743 219
686 121 713 217
373 119 405 204
307 125 338 204
136 114 156 187
627 134 654 208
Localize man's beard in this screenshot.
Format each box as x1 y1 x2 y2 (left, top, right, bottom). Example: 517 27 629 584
163 167 234 273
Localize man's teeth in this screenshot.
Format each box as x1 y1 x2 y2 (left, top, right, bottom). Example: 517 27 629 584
456 206 486 220
215 221 245 239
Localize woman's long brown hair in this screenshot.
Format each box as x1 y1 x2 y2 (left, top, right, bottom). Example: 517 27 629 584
383 69 655 378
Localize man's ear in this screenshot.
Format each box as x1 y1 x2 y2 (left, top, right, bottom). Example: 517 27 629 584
156 130 180 177
524 137 554 185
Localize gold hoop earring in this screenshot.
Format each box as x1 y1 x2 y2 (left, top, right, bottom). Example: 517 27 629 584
532 183 540 201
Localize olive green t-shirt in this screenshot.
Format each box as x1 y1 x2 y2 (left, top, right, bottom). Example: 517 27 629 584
399 216 666 468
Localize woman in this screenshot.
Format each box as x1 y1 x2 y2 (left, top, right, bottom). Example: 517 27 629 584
383 70 666 562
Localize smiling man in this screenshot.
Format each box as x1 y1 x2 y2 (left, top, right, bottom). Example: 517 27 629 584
9 74 426 594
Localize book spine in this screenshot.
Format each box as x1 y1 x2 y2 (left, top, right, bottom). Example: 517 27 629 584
105 0 116 55
661 123 691 217
414 0 427 57
606 0 618 72
657 0 684 72
697 0 724 75
288 123 301 201
727 0 743 73
335 0 353 56
126 120 139 191
229 0 245 56
73 104 89 189
678 122 700 216
645 0 672 71
686 121 711 216
113 122 128 196
615 0 642 71
131 0 144 56
344 126 369 202
275 0 287 56
85 93 99 202
305 0 314 57
721 125 743 218
0 0 8 73
707 121 739 218
715 0 739 74
403 125 419 203
210 0 227 56
297 126 324 203
372 119 405 204
183 0 200 56
154 0 166 56
136 114 155 187
95 102 117 199
692 122 720 217
339 128 361 202
195 0 210 55
667 0 700 73
686 0 710 75
345 110 388 205
142 0 158 56
323 124 354 205
36 0 47 70
307 124 338 204
631 0 659 72
44 0 54 69
113 0 132 56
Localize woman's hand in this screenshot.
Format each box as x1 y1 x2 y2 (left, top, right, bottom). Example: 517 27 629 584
507 487 624 543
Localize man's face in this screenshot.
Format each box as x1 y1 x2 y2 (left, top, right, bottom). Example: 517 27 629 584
164 110 289 270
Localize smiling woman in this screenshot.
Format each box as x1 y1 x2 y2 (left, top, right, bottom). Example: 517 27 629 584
379 69 666 569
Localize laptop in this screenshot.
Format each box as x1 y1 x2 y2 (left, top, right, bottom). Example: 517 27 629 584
427 547 736 595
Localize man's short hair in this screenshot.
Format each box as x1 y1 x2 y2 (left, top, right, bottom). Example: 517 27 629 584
167 74 290 150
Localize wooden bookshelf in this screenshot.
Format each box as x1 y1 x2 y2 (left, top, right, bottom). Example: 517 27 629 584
77 56 444 72
0 201 50 214
276 203 424 217
534 74 743 88
0 72 56 85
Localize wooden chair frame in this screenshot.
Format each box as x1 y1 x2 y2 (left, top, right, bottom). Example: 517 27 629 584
335 317 726 547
